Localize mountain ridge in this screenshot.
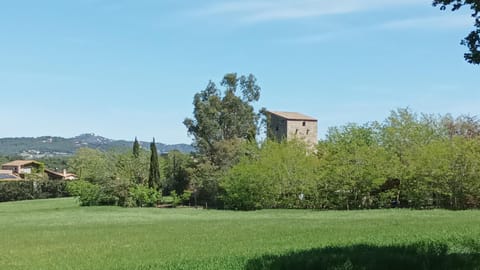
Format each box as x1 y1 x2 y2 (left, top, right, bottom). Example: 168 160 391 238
0 133 194 158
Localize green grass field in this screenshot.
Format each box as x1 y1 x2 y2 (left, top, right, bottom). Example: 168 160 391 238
1 198 480 270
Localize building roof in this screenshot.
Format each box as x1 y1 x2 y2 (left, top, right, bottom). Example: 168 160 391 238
44 169 77 179
267 111 317 121
1 160 42 167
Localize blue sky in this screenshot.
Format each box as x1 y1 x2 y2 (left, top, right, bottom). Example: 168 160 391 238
0 0 478 144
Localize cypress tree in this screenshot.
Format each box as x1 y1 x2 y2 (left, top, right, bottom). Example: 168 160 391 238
148 138 161 190
133 137 140 158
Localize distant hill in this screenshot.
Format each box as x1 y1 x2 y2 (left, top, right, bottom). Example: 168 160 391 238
0 133 194 158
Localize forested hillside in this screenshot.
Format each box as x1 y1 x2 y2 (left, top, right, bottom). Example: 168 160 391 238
0 133 194 158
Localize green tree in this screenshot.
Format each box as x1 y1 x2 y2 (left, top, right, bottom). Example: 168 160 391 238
412 137 480 209
183 73 261 165
380 109 447 207
182 73 262 207
433 0 480 64
320 123 391 210
133 137 140 158
442 114 480 139
68 148 115 183
148 138 161 191
210 106 480 210
116 150 149 185
187 157 222 207
0 156 8 165
446 137 480 208
164 150 191 195
37 156 69 172
223 141 320 210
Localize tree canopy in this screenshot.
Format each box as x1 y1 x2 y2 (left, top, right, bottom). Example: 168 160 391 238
222 108 480 210
433 0 480 64
184 73 261 162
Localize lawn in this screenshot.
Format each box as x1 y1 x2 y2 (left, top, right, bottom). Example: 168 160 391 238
1 198 480 270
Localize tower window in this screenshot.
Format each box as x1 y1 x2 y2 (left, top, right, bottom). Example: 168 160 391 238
302 121 306 126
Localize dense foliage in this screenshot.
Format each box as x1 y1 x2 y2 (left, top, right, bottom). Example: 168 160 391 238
0 180 69 202
180 75 480 210
223 109 480 210
65 142 165 207
183 73 261 164
222 141 321 210
14 106 477 212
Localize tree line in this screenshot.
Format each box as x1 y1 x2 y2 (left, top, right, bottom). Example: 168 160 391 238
182 73 480 210
224 110 480 210
20 73 480 211
65 136 193 207
67 108 480 210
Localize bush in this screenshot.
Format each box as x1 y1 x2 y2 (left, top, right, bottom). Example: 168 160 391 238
36 180 69 199
129 185 160 207
222 141 319 210
171 190 192 207
67 180 102 206
67 180 161 208
0 180 69 202
0 181 35 202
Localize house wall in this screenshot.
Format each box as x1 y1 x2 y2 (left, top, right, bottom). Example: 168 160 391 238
1 165 19 173
268 113 318 146
268 114 288 141
20 167 32 174
21 164 41 174
1 163 41 175
286 120 318 146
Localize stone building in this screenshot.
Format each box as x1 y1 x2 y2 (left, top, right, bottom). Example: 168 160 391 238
267 111 318 145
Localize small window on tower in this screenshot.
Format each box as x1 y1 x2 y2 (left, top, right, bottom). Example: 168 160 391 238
302 121 306 126
307 129 310 135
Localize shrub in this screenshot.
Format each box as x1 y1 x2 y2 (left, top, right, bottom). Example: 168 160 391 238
0 181 35 202
67 180 160 208
222 141 319 210
171 190 192 207
0 180 70 202
67 180 102 206
129 185 160 207
36 180 69 199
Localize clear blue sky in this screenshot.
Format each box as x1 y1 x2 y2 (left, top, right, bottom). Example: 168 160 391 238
1 0 478 144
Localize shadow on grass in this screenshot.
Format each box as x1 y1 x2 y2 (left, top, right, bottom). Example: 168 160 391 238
245 242 480 270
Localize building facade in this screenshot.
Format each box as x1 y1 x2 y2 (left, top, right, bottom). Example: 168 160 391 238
1 160 77 181
267 111 318 145
1 160 42 174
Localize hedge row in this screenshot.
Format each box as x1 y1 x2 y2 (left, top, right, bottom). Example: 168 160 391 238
0 180 70 202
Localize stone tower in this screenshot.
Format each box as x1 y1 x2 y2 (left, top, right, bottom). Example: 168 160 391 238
267 111 318 145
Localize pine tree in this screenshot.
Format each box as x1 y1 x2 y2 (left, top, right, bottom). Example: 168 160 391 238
148 138 161 191
133 137 140 158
